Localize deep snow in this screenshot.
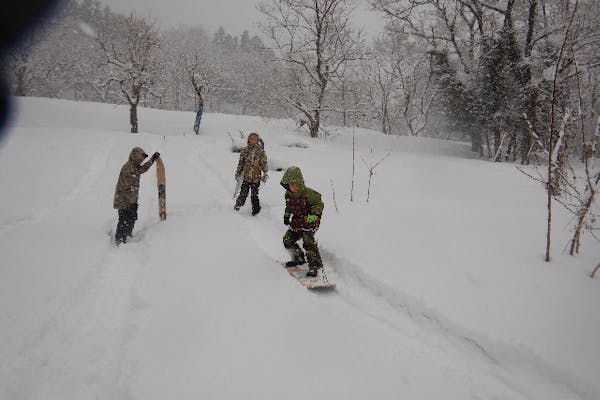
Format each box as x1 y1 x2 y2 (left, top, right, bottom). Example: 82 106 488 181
0 97 599 400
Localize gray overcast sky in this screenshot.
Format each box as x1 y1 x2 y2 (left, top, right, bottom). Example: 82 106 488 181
97 0 385 38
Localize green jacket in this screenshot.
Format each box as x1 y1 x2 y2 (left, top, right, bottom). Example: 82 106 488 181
113 147 154 210
280 166 324 231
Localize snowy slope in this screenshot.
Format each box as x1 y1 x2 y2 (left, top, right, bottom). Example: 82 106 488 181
0 97 599 400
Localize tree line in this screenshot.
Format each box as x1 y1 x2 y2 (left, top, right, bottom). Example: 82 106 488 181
7 0 283 129
8 1 598 154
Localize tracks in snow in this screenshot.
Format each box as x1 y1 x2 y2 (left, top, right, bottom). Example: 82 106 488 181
1 241 150 400
189 147 585 399
4 143 579 399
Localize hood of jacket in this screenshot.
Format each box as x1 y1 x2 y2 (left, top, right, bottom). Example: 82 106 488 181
129 147 148 164
280 166 305 191
247 132 264 148
247 132 259 144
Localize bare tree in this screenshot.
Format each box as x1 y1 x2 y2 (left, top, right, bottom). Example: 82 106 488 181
543 0 579 261
591 262 600 279
518 0 599 261
562 56 600 256
361 55 395 134
186 56 222 133
158 26 210 112
325 61 370 127
361 148 391 203
259 0 364 137
7 32 38 96
98 14 161 133
398 65 434 136
389 36 437 136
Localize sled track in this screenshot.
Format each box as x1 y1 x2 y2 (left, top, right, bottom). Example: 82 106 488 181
0 237 151 400
320 248 496 360
186 149 236 209
320 248 590 400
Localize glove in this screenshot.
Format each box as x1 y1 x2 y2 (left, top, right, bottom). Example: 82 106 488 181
284 215 290 225
261 173 269 183
306 214 319 223
304 214 321 233
235 173 242 182
151 152 160 161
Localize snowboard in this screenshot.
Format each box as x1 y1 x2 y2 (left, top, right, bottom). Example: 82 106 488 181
156 157 167 220
285 264 336 290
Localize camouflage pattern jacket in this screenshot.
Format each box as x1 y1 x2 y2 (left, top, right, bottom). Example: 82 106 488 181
236 143 268 183
280 166 324 232
113 147 154 210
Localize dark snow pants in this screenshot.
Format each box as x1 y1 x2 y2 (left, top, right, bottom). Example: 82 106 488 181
115 203 138 243
283 229 322 269
235 181 260 213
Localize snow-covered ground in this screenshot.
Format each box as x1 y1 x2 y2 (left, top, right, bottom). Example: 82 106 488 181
1 97 599 400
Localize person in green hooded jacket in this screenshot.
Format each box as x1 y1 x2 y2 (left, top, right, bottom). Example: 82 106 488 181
280 166 324 277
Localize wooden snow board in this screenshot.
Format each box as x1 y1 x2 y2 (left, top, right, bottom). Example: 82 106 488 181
285 265 336 290
156 157 167 220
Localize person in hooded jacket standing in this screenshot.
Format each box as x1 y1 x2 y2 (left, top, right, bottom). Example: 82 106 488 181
234 132 268 215
113 147 160 245
280 166 324 277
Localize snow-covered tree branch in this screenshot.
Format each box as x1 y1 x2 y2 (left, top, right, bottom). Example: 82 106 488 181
98 13 161 133
259 0 364 137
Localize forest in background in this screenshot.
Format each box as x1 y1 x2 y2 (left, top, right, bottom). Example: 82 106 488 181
5 0 600 160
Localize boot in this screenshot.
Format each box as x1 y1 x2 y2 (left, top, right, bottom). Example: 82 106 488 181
306 266 320 277
251 196 260 215
285 253 306 268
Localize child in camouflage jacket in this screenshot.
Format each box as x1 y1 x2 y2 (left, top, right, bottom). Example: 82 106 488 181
113 147 159 245
234 132 268 215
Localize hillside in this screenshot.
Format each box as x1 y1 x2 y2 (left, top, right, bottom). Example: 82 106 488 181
1 97 599 400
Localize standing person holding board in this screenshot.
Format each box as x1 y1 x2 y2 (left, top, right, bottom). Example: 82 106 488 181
113 147 160 245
